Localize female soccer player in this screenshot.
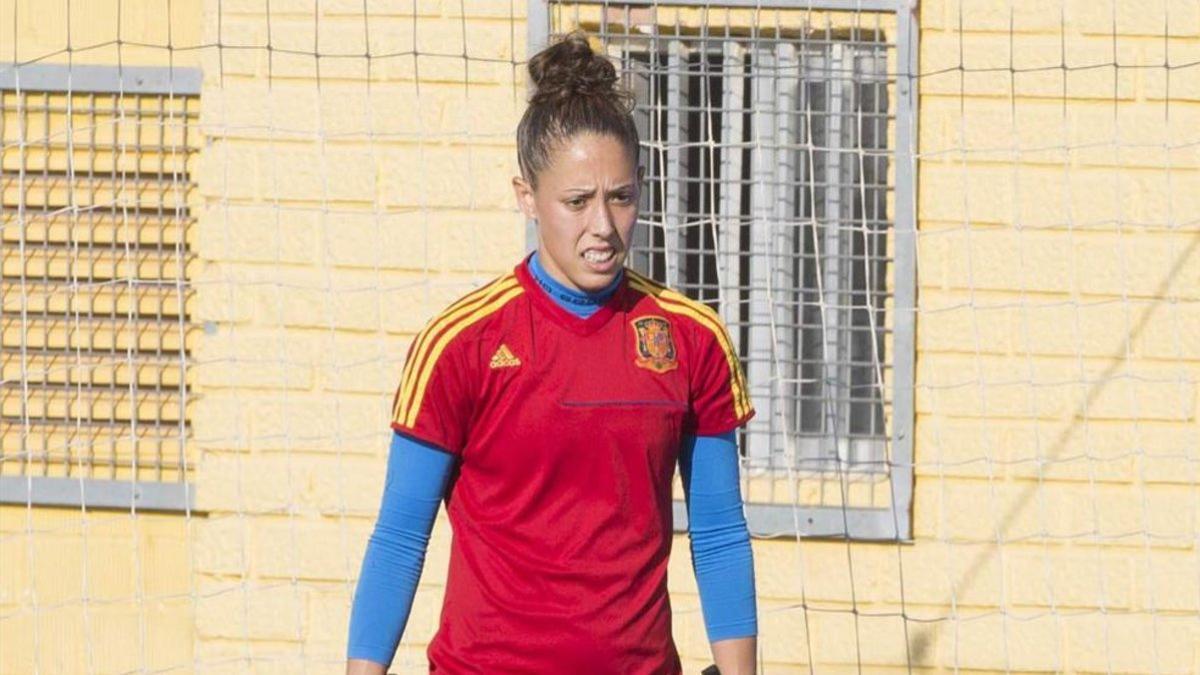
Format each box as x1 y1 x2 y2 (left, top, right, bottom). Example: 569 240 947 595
346 32 758 675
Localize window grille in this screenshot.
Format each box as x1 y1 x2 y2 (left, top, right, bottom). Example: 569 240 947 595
0 64 201 512
623 33 892 477
533 1 917 540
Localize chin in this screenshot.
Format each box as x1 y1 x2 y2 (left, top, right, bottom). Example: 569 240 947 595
576 261 624 290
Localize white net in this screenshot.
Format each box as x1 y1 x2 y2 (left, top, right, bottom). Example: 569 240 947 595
1 0 1197 673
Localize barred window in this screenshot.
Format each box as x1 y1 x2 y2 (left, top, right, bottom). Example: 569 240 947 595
537 1 917 539
623 32 892 476
0 64 201 511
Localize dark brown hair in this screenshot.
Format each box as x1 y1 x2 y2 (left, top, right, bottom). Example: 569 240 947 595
517 31 640 188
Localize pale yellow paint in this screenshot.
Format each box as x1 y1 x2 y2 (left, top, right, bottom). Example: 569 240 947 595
0 0 205 68
1 2 205 673
2 0 1198 673
0 505 195 674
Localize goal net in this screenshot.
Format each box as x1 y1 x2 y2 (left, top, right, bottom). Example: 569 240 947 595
1 0 1197 672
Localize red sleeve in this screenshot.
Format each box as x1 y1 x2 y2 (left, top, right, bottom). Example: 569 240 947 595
389 329 475 455
687 318 756 436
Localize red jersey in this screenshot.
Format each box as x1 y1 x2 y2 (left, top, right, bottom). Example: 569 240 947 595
390 254 755 674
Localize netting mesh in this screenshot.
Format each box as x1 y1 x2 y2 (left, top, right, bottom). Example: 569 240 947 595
1 0 1198 673
2 85 197 486
550 7 908 532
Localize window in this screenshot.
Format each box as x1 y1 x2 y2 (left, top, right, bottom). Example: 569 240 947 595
0 63 201 511
532 0 917 539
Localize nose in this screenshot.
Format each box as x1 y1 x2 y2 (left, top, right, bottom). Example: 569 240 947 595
590 201 616 237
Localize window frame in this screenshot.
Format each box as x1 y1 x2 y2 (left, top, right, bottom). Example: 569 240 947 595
0 62 200 513
527 0 918 541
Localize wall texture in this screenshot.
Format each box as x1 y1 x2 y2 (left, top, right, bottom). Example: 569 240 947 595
1 1 202 672
1 0 1197 673
187 0 527 672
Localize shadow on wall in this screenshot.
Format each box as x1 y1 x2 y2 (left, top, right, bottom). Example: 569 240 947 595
907 232 1199 664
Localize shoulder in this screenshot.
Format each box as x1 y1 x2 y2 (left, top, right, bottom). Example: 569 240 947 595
391 272 524 427
417 272 524 347
403 271 526 374
624 269 752 420
624 268 732 347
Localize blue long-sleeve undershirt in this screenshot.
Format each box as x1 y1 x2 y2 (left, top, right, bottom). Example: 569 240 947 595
679 431 758 642
347 257 757 665
347 432 454 664
527 249 623 318
347 431 758 664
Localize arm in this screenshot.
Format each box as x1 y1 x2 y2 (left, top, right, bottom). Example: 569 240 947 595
710 638 756 675
346 431 456 674
679 431 758 675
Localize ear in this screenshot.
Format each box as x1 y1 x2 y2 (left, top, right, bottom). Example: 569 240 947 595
512 175 538 221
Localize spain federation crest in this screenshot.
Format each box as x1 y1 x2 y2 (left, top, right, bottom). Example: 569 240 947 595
631 316 679 374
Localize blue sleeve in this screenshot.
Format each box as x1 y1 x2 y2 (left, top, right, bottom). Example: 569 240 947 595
679 430 758 642
347 431 456 665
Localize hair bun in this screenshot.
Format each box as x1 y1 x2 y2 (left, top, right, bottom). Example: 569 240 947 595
528 31 620 106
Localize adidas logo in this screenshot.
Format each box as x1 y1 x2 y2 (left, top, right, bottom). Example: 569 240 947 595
489 343 521 369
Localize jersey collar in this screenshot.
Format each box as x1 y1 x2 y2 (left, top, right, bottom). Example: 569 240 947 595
515 252 628 336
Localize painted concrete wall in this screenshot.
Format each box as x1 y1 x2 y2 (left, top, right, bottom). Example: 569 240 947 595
1 0 202 672
2 0 1197 673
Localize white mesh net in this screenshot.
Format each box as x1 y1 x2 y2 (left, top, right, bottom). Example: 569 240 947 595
1 0 1197 673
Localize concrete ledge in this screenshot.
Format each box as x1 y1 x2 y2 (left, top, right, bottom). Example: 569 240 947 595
0 476 196 513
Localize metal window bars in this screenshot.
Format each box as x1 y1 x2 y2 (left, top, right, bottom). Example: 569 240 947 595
566 15 892 473
0 64 200 511
534 0 917 539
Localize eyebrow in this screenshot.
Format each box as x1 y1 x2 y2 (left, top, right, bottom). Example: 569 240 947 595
562 184 635 195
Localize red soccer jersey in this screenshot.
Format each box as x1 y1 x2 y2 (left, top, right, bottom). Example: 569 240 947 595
389 253 754 674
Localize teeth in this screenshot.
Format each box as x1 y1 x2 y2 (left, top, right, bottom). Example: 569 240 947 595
584 249 614 264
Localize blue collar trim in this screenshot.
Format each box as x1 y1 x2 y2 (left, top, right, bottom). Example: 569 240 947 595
528 250 623 318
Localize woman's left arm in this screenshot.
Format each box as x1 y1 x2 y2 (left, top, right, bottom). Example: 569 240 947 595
679 431 758 675
711 637 756 675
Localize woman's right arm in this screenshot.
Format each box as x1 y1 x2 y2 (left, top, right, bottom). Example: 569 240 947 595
346 431 457 674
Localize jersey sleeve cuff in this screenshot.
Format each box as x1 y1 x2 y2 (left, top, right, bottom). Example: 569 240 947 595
346 643 394 667
708 620 758 643
389 421 458 456
693 407 756 437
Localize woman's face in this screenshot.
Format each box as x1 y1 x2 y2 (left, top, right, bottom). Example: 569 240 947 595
513 133 643 293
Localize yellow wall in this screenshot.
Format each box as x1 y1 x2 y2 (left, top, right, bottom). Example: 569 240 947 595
897 0 1200 671
0 506 196 674
0 0 204 68
185 0 526 672
2 0 1198 673
1 0 203 673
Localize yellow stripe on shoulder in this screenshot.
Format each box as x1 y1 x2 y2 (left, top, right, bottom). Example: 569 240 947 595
627 269 724 325
627 271 752 419
393 274 515 422
392 274 516 424
398 282 525 427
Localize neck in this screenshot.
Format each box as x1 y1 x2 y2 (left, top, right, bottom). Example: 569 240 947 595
528 250 623 319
